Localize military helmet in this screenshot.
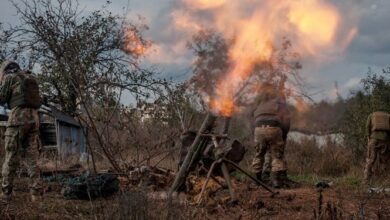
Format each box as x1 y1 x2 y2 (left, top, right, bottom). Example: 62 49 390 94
0 60 20 75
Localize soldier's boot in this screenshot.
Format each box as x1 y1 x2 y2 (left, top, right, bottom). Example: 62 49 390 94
1 193 11 204
262 171 271 183
271 171 284 189
1 188 12 204
362 177 370 186
363 170 371 185
280 170 299 188
255 172 263 182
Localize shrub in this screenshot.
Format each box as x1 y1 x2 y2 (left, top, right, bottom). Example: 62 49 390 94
286 138 354 177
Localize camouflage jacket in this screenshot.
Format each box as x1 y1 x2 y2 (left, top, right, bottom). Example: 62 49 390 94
0 73 39 126
253 97 291 138
366 113 389 141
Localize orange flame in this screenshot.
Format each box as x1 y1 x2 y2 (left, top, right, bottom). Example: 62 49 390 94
174 0 357 116
287 1 340 54
208 97 236 117
122 25 150 58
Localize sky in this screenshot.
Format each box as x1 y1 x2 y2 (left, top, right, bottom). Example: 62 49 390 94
1 0 389 102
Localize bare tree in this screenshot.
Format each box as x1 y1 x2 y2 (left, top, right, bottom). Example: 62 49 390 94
158 83 203 131
187 30 230 99
0 23 19 63
7 0 162 115
0 0 169 172
187 30 306 108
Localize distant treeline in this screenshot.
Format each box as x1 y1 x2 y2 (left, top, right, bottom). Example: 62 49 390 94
291 68 390 160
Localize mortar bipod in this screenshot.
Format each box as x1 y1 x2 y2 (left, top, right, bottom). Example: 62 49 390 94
197 135 279 204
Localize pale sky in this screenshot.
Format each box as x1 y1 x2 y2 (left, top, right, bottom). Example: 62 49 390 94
1 0 390 102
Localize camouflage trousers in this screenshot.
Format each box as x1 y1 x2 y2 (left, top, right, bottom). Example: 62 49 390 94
363 138 389 183
252 126 287 173
1 122 41 195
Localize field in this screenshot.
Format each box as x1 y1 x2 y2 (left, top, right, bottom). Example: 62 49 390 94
0 138 389 220
0 173 389 220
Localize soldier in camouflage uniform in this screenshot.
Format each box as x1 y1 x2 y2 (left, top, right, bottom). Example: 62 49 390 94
252 84 293 188
363 111 390 184
0 61 41 202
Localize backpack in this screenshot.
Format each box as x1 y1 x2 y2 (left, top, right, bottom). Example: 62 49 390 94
371 112 390 131
9 72 41 109
254 98 279 116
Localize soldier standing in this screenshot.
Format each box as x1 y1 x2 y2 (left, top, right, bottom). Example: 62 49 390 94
0 61 42 202
252 83 293 188
363 111 390 184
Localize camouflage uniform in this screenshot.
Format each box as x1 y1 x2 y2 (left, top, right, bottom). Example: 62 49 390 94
262 152 271 177
0 61 41 197
363 112 390 183
252 93 291 187
261 121 290 179
252 126 286 173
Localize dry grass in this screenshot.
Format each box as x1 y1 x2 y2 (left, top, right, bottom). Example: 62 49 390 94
286 138 355 177
0 165 389 219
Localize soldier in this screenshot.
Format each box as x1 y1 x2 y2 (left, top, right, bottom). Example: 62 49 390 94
261 119 290 182
252 83 293 188
363 111 390 184
0 61 42 202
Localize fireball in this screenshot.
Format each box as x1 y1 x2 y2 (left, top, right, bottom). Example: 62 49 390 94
173 0 357 116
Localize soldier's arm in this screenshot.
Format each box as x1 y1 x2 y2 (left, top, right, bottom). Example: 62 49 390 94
366 114 371 139
250 97 261 130
279 99 291 136
0 75 12 105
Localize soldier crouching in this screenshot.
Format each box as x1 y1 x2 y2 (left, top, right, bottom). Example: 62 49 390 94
0 61 42 202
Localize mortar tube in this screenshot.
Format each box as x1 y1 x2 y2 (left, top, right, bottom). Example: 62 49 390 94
169 112 217 193
221 116 231 135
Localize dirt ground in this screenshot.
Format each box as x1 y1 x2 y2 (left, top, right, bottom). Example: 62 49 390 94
0 176 389 220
